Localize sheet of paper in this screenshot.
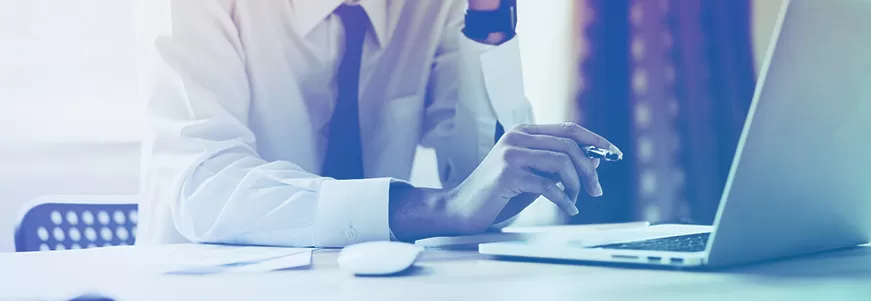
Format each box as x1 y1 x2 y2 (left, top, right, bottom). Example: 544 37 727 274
129 243 313 273
415 233 530 249
225 249 313 273
166 249 313 275
501 221 650 234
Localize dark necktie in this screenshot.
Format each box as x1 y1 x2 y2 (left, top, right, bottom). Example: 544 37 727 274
322 4 369 180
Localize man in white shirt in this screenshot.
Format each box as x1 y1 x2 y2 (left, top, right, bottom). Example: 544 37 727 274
138 0 622 247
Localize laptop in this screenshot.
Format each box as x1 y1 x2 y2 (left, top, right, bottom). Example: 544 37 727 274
480 0 871 268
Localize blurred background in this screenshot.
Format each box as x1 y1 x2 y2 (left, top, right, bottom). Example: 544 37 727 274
0 0 783 253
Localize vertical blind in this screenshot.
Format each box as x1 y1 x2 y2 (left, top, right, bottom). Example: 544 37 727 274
574 0 755 225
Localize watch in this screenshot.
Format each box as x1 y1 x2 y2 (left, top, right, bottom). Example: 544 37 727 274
462 0 518 42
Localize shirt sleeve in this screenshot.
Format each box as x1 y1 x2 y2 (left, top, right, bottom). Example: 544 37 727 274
420 0 535 188
138 0 390 248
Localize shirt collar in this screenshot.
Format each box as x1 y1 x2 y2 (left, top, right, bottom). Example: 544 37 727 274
290 0 393 47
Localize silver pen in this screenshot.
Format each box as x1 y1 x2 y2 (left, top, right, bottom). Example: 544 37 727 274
583 146 622 162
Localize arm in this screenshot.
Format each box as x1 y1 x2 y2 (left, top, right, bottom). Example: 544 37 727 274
421 0 533 189
139 0 391 247
389 0 621 241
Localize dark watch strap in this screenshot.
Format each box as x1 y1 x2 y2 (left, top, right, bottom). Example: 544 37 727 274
462 0 517 41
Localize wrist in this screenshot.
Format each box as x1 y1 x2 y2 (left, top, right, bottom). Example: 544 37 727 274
475 33 509 45
463 0 517 45
388 182 458 242
468 0 501 11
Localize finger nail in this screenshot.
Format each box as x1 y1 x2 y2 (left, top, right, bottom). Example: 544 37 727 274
593 182 604 197
610 145 623 157
570 205 580 216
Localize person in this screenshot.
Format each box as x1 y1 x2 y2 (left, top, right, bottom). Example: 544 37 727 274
137 0 622 247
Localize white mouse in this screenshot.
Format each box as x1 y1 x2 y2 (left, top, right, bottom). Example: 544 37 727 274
337 241 423 276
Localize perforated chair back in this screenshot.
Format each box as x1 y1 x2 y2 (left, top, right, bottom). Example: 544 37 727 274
14 195 138 252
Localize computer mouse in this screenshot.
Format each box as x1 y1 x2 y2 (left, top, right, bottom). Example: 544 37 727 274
337 241 423 276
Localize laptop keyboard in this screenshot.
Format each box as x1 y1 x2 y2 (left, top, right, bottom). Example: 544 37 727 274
593 232 711 253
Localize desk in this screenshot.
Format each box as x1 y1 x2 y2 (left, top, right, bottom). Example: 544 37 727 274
2 245 870 301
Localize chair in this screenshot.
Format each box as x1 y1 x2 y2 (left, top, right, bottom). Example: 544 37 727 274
14 195 139 252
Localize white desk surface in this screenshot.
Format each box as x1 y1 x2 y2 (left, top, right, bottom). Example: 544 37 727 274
2 244 870 301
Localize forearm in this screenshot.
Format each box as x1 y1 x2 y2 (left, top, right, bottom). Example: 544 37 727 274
388 182 459 242
145 119 395 247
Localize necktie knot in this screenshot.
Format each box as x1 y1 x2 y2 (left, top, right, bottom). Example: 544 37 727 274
335 4 370 37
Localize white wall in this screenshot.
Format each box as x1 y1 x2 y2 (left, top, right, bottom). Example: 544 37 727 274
0 0 787 253
0 0 142 252
0 0 143 143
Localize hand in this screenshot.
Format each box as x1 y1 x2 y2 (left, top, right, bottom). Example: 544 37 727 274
447 123 621 232
389 123 621 241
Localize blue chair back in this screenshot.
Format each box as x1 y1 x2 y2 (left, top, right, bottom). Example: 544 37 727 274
15 196 138 252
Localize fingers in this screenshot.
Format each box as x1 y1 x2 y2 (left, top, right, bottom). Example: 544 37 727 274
513 123 623 157
505 132 602 197
513 169 579 216
585 168 602 197
503 147 582 203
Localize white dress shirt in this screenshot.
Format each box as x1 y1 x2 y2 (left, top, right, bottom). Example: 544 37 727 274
137 0 533 247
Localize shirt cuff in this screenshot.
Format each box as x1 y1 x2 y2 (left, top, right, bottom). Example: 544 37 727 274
461 35 533 129
460 33 498 53
314 177 392 247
